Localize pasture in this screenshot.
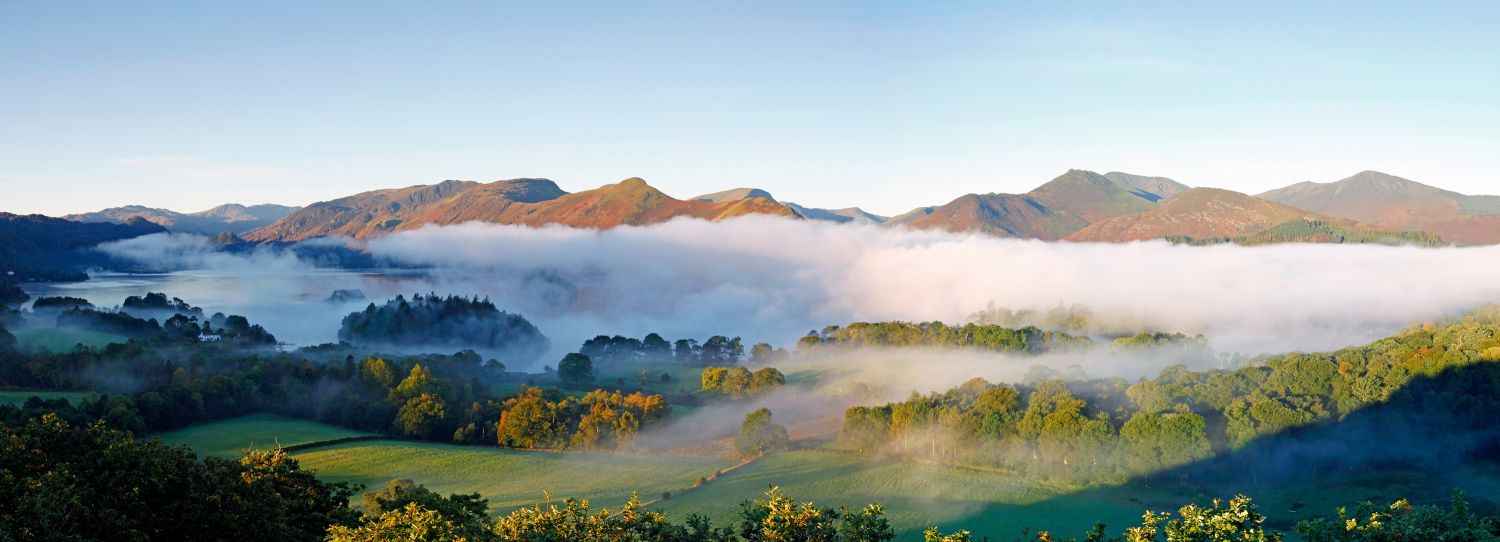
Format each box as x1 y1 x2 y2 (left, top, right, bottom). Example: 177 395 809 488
290 441 735 513
154 413 375 458
0 389 96 406
13 328 127 353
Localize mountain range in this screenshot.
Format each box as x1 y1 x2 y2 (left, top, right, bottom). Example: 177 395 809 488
49 169 1500 247
0 214 167 281
66 203 300 235
1257 171 1500 245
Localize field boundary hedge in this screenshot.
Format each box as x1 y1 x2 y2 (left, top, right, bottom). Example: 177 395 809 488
281 435 405 453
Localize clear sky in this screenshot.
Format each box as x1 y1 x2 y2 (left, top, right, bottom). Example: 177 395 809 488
3 1 1498 217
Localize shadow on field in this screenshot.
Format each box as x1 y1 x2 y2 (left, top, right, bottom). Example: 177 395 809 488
992 362 1500 538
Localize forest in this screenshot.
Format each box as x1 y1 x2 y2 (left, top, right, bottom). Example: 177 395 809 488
797 321 1093 354
578 333 790 367
338 294 550 363
838 313 1500 484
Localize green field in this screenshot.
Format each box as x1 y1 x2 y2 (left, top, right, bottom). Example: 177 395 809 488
13 328 127 353
154 413 376 458
152 415 1500 539
593 365 704 395
290 441 735 513
0 389 97 406
653 449 1155 539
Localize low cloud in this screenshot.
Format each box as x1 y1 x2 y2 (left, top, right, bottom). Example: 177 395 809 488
369 216 1500 357
83 217 1500 366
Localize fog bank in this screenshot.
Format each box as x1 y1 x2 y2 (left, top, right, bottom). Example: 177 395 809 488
92 217 1500 366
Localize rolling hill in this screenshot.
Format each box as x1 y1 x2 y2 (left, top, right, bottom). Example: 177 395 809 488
896 169 1190 239
66 203 299 235
1066 187 1443 245
0 214 167 280
1257 170 1500 245
245 177 800 242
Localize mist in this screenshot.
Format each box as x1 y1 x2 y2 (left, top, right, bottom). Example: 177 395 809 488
89 217 1500 369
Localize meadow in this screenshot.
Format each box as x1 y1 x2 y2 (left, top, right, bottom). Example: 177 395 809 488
154 412 376 457
653 449 1154 539
0 388 96 406
12 328 126 353
289 440 735 513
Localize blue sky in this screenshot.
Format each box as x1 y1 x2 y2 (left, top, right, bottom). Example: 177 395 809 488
3 1 1498 216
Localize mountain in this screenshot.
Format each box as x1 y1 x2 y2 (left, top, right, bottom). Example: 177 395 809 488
1102 172 1191 202
785 203 888 224
246 177 800 242
885 206 937 226
0 214 167 281
66 203 299 235
692 187 887 224
898 169 1190 240
1257 170 1500 245
1066 187 1443 245
694 188 776 203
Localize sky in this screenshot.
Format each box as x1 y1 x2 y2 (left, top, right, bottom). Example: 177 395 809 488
2 0 1499 217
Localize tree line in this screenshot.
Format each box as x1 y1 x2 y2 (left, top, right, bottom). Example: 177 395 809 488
0 333 672 453
797 321 1092 354
578 333 789 366
839 315 1500 483
339 293 550 363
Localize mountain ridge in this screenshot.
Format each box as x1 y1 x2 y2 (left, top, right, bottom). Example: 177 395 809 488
1066 187 1442 245
246 177 801 242
1257 170 1500 245
66 203 299 235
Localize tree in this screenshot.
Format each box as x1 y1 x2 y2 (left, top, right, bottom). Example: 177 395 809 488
361 357 397 388
722 367 753 397
1125 495 1283 542
750 342 776 363
0 414 356 541
360 479 490 540
396 393 447 440
495 389 565 449
642 333 672 361
389 363 444 405
749 368 786 396
735 408 789 458
839 407 891 454
701 367 728 393
558 353 595 387
1119 410 1211 474
326 503 474 542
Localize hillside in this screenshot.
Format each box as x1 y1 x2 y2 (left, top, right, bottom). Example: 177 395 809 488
66 203 299 235
246 177 800 242
692 187 888 224
899 169 1189 239
0 214 167 280
1258 170 1500 245
1066 187 1441 245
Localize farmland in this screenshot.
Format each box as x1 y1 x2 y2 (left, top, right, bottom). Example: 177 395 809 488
154 412 375 457
0 388 96 406
288 440 735 513
12 328 126 353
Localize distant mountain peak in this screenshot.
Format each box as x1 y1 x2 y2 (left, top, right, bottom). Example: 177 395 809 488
694 187 777 203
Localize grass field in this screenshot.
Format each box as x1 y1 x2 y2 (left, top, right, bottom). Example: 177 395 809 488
594 365 704 395
13 328 127 353
149 415 1500 539
291 441 735 513
0 389 97 406
652 449 1155 539
154 413 376 458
